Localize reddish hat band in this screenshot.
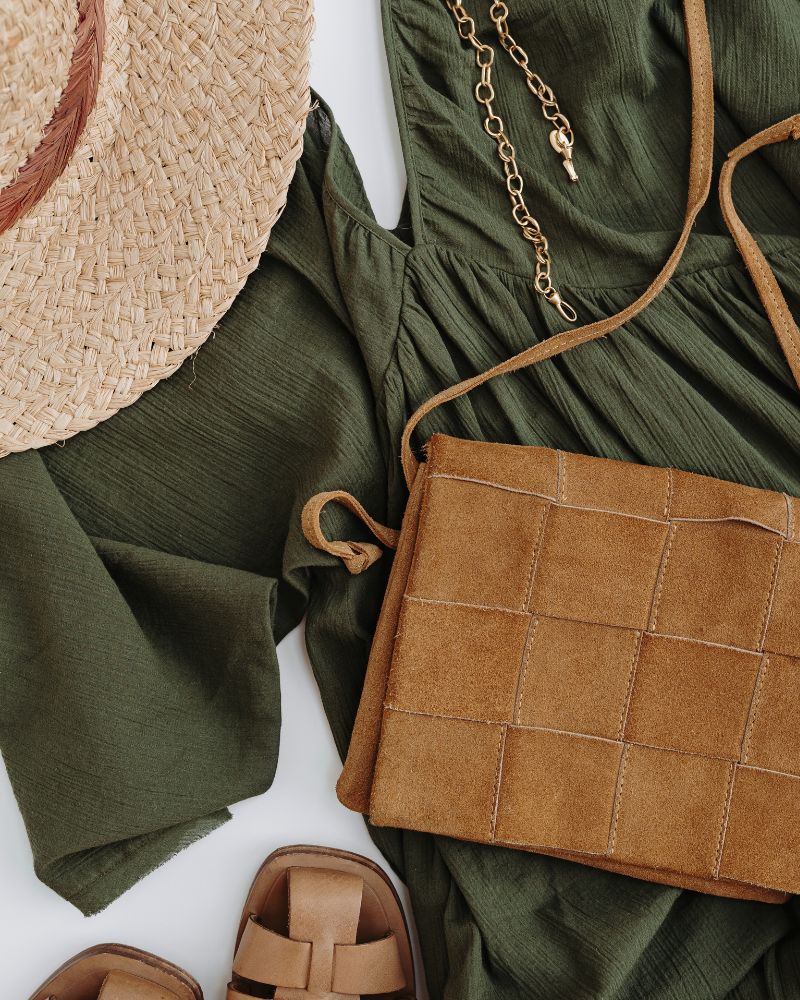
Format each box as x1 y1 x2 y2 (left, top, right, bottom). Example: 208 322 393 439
0 0 104 236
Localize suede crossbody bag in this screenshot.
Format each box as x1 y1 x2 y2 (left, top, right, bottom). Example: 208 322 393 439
303 0 800 903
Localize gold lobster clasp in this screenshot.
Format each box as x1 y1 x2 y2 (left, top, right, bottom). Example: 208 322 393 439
549 128 578 183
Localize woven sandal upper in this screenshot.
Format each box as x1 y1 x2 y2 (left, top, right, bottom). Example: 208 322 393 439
228 866 406 1000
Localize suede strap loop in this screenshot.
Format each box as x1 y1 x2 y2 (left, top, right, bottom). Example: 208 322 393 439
301 490 399 574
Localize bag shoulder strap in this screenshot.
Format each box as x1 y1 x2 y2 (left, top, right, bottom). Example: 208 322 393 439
400 0 796 489
720 114 800 382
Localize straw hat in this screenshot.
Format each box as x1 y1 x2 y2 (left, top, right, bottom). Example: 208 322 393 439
0 0 312 455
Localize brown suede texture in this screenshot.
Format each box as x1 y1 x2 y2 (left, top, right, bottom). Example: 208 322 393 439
338 434 800 903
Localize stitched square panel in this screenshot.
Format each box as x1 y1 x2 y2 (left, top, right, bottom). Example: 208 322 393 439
741 655 800 774
670 468 789 533
624 635 762 758
358 435 800 900
611 744 732 878
388 598 529 720
561 453 670 520
719 767 800 894
427 434 560 496
495 728 623 853
370 709 503 842
516 617 639 739
651 522 782 649
408 476 550 610
529 506 669 630
764 541 800 657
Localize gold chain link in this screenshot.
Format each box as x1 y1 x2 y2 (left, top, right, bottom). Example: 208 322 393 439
445 0 578 323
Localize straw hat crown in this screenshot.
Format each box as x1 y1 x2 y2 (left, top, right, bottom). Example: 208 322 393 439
0 0 312 454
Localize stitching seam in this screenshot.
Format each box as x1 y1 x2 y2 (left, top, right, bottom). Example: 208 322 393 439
607 745 630 854
739 761 800 780
648 523 677 632
402 596 768 656
523 504 551 611
556 450 565 502
382 707 750 762
427 472 788 533
404 594 530 617
514 617 539 724
617 630 645 740
713 762 737 879
757 539 784 651
490 725 507 841
740 655 769 765
430 475 670 522
663 467 674 521
428 472 557 500
785 493 795 542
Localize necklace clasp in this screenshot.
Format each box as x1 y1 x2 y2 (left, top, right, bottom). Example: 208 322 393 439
549 128 578 182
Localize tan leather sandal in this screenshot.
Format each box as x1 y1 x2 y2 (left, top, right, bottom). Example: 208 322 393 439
228 844 416 999
29 944 202 1000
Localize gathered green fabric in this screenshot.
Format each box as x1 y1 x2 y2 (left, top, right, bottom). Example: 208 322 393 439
2 0 800 995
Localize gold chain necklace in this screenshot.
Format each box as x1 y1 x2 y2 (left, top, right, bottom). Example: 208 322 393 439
445 0 578 323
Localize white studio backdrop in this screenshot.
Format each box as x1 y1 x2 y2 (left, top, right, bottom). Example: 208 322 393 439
0 2 424 996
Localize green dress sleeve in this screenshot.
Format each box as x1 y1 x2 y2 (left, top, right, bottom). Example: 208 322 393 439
0 97 402 915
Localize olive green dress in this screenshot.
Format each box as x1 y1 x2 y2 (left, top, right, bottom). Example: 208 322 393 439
2 1 800 996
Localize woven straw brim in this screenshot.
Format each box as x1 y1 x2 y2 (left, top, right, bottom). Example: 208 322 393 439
0 0 313 455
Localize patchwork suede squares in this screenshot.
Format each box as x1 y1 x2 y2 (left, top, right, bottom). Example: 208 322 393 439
370 709 503 842
364 436 800 899
624 635 761 758
741 655 800 773
529 506 668 629
651 521 782 649
610 745 733 878
495 728 623 852
719 767 800 893
409 476 549 609
517 617 638 738
388 598 529 720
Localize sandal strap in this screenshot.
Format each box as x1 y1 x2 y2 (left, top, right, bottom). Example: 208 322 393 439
277 867 363 999
233 915 312 989
230 867 408 998
230 922 407 997
98 971 178 1000
331 933 407 995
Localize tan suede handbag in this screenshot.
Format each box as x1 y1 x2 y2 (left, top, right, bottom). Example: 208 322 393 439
303 0 800 904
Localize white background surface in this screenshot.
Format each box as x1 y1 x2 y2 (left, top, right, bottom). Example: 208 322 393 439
0 3 423 996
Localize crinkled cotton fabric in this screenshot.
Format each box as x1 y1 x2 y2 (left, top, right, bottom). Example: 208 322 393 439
2 1 800 996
